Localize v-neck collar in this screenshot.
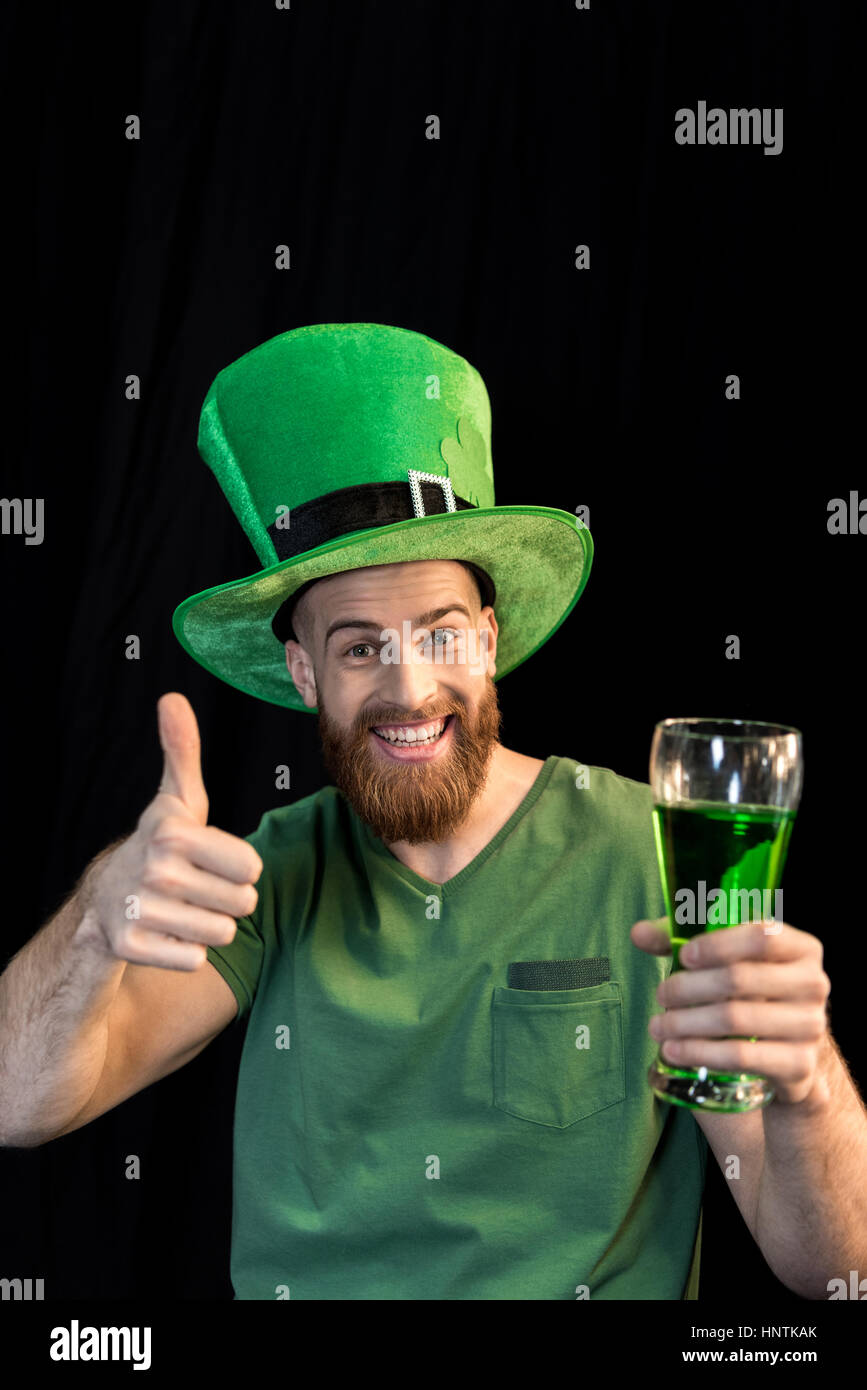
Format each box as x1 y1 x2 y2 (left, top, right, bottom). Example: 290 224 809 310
353 755 559 898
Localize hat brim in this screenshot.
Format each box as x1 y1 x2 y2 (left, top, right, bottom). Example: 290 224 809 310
172 506 593 712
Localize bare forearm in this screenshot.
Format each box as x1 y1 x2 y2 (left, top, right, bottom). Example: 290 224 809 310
0 842 129 1147
755 1031 867 1298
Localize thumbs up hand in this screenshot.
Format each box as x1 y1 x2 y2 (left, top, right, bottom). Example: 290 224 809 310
82 694 264 970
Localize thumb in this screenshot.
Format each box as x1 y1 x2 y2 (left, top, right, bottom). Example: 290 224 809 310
157 692 209 824
630 917 673 956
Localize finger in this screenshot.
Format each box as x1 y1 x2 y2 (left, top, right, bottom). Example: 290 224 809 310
148 818 263 883
157 692 208 825
677 920 822 968
652 999 829 1043
659 1036 821 1085
630 918 672 955
133 894 238 947
142 852 259 918
119 925 210 972
658 959 831 1007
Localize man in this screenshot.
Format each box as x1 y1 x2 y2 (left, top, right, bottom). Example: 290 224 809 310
1 324 864 1301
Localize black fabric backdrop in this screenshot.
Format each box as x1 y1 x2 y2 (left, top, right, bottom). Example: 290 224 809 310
0 0 862 1312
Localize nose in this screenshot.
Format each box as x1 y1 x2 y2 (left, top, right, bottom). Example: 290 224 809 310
374 644 441 717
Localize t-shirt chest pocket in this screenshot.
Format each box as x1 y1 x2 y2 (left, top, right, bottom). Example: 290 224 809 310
491 960 625 1129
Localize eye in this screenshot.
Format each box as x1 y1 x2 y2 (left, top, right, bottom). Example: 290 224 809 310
345 642 375 659
423 628 458 647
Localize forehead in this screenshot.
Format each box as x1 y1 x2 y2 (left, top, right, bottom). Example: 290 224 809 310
304 560 474 626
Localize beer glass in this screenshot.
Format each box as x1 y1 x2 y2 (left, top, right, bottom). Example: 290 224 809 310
647 718 803 1112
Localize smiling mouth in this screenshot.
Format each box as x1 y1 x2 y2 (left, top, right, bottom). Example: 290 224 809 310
370 713 455 747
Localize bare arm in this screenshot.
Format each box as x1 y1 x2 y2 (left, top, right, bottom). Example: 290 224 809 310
0 845 128 1147
0 693 262 1148
47 953 240 1143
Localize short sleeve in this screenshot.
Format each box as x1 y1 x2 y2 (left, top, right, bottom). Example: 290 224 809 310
207 910 264 1022
205 819 270 1022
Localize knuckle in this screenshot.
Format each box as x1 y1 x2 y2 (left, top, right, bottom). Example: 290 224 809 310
130 892 156 924
151 816 190 853
720 999 746 1031
117 925 150 964
142 863 183 897
723 962 749 995
139 857 163 890
152 832 188 859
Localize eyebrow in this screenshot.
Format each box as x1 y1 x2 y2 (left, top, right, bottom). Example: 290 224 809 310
324 605 474 649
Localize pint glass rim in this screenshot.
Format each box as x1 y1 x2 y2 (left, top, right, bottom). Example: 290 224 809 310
654 717 802 741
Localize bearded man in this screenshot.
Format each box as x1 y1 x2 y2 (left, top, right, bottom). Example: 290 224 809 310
2 324 860 1306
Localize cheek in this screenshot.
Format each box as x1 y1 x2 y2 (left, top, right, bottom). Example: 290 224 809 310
455 661 489 697
453 632 493 682
326 662 379 713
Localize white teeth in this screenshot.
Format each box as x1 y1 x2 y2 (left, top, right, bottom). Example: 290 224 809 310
373 717 446 746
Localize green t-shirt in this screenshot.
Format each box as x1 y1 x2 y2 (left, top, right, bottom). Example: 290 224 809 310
206 755 708 1300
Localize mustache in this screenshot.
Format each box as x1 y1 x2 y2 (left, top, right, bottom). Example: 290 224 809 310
359 706 461 731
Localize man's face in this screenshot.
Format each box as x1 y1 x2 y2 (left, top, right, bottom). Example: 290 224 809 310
284 560 502 844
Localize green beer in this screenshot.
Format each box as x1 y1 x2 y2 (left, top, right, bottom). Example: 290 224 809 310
647 717 802 1111
652 802 797 972
650 801 796 1111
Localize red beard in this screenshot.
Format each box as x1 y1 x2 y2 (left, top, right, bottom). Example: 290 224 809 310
318 676 503 844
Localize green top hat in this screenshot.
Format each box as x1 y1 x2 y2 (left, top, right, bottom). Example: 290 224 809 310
172 322 593 713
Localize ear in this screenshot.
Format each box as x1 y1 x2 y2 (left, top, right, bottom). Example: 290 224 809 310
284 640 318 708
479 605 498 677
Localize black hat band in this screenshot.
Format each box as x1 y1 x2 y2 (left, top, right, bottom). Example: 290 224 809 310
267 480 496 644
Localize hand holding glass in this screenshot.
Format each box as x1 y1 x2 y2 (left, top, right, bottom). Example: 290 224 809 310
647 718 803 1113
